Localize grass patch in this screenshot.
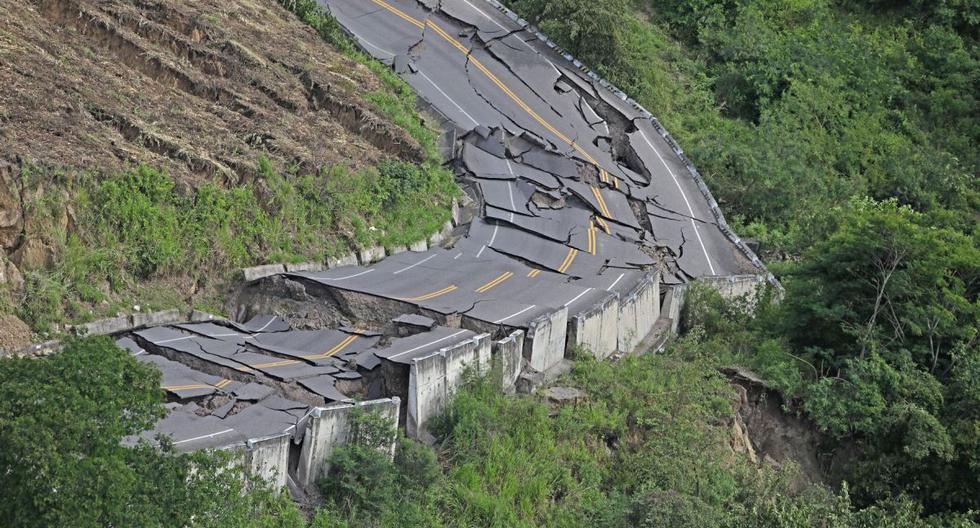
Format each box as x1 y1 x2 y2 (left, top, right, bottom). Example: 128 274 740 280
14 158 455 334
280 0 446 164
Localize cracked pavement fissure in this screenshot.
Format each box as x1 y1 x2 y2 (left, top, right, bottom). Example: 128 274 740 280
316 0 758 289
113 0 765 451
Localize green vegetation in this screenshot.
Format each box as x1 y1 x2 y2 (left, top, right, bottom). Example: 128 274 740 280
303 349 979 527
280 0 446 164
0 337 303 528
508 0 977 254
15 159 454 333
499 0 979 521
6 0 460 338
680 198 979 516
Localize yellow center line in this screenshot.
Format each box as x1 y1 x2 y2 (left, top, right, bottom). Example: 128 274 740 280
399 284 459 302
587 222 597 255
557 247 579 274
367 0 617 221
475 271 514 293
371 0 424 28
251 358 300 369
303 334 359 360
527 268 541 277
595 216 611 234
163 378 235 391
162 384 212 391
591 185 613 219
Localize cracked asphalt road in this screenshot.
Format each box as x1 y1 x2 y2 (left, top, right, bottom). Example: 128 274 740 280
307 0 759 322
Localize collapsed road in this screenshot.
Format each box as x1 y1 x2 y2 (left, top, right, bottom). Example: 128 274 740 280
314 0 762 282
83 0 774 493
232 0 773 369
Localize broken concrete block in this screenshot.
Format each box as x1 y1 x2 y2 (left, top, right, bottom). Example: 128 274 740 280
326 253 358 269
77 315 131 336
285 262 324 273
387 245 408 256
130 309 182 329
242 264 285 282
409 239 428 252
524 307 568 373
566 292 620 360
358 246 385 265
492 330 524 393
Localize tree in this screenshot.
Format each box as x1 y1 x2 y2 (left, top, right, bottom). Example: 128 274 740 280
506 0 636 80
0 337 302 528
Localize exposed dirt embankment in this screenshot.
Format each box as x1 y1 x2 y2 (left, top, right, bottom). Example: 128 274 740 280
0 0 424 185
724 367 827 490
0 0 445 344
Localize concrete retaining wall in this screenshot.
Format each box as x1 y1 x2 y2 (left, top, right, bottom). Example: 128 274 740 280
492 330 524 392
661 284 687 335
240 433 291 491
617 273 660 353
295 398 400 488
71 309 218 338
699 274 767 303
482 0 780 293
566 292 620 359
524 307 568 373
407 334 491 440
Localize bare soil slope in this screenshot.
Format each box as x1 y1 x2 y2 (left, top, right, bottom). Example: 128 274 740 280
0 0 423 187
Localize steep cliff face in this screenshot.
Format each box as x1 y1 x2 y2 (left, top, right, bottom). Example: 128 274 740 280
0 0 422 183
724 367 827 489
0 0 448 344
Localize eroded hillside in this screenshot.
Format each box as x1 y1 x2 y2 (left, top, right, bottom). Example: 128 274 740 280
0 0 422 181
0 0 456 347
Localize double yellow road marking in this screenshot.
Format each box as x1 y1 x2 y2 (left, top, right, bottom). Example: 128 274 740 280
527 268 542 278
251 358 300 369
400 284 458 302
251 334 360 369
590 185 612 220
163 378 233 392
587 221 597 255
557 247 579 274
368 0 617 221
475 271 513 293
304 334 359 361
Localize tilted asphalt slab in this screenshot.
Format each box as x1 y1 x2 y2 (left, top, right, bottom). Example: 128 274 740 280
308 0 759 309
122 315 489 450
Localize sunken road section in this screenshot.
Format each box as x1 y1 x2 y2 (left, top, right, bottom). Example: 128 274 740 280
233 0 766 377
100 0 773 494
114 313 520 490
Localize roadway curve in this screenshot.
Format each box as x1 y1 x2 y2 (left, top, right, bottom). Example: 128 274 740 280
293 0 761 332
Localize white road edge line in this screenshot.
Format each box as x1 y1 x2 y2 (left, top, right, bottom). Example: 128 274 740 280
563 287 594 307
504 160 516 222
254 316 277 332
393 254 438 274
606 272 625 291
476 223 499 257
493 305 536 324
174 428 234 446
418 70 480 126
325 269 375 281
637 129 716 275
388 330 470 361
350 30 480 127
462 0 548 58
156 335 194 344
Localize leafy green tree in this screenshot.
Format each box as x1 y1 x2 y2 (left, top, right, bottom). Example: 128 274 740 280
0 337 303 528
506 0 635 79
